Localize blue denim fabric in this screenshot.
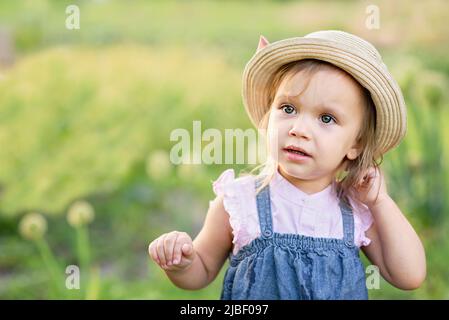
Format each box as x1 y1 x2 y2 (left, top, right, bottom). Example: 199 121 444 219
220 178 368 300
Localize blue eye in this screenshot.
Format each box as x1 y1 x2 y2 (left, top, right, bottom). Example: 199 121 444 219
321 114 335 124
281 105 296 114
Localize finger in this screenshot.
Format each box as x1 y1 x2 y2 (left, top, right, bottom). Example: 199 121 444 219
181 242 194 258
148 241 160 264
156 236 167 267
369 168 379 181
359 175 369 186
176 232 194 257
172 238 186 265
360 169 375 185
164 232 179 266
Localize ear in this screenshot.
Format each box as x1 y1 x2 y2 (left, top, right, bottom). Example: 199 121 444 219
346 143 363 160
257 35 270 52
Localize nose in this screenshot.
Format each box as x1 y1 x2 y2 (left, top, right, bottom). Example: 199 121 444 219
288 115 311 140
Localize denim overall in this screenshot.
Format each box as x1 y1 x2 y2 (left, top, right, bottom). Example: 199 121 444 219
220 178 368 300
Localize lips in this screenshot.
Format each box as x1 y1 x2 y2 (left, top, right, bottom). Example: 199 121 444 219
283 145 312 157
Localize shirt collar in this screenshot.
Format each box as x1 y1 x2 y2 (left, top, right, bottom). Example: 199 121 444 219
270 169 337 208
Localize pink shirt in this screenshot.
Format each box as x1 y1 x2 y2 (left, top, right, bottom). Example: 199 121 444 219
212 169 374 255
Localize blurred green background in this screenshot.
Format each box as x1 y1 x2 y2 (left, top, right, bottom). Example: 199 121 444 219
0 0 448 299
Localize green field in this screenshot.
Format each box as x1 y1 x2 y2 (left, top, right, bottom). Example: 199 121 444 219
0 0 448 299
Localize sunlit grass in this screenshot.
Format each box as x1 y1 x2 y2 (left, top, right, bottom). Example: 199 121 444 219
0 0 448 299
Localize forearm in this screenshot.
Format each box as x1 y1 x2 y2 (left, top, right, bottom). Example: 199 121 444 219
369 195 426 287
164 251 210 290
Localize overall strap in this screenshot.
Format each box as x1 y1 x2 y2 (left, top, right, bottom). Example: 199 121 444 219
338 197 355 248
255 178 274 239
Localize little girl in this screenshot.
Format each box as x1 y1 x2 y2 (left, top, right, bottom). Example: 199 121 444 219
148 30 426 299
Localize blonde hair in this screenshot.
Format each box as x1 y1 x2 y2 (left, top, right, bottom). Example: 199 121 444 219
241 59 382 208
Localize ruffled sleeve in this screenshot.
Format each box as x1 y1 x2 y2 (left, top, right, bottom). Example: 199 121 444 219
212 168 235 197
349 197 374 247
211 169 258 255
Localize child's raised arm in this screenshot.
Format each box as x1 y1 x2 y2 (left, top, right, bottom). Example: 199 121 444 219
148 195 233 290
358 167 426 290
362 196 426 290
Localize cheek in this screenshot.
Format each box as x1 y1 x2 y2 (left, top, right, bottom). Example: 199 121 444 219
268 115 290 135
271 123 291 151
266 118 280 152
267 116 281 137
316 132 351 158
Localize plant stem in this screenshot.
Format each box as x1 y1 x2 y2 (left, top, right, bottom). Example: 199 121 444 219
35 238 64 298
76 225 91 299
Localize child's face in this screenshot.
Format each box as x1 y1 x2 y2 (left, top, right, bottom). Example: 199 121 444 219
267 67 365 187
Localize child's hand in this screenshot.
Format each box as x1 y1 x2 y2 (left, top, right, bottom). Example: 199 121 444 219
148 231 196 272
354 166 388 208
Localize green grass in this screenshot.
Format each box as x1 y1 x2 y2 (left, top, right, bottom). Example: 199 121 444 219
0 0 448 299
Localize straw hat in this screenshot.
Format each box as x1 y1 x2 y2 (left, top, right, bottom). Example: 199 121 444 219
242 30 407 156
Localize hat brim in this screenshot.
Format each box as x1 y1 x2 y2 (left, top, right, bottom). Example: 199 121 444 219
242 37 407 155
